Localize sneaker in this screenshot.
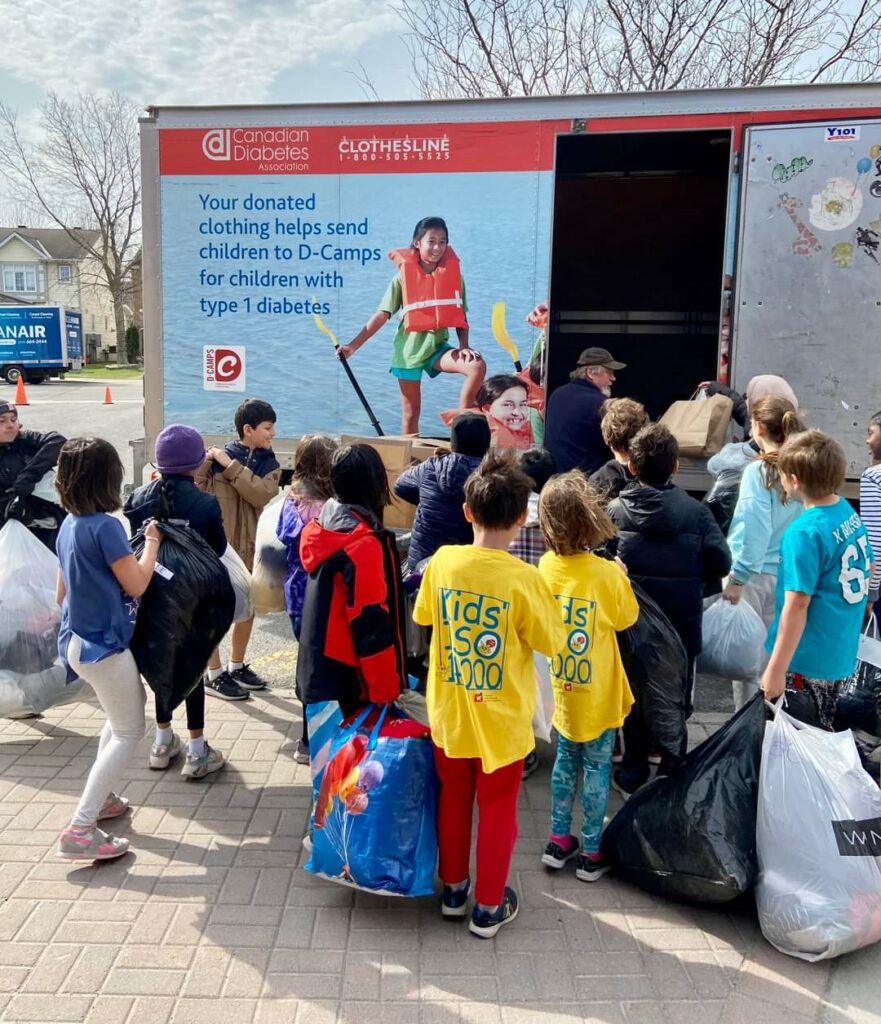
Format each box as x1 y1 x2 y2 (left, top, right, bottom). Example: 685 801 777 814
441 879 471 919
97 792 131 821
228 664 267 691
521 749 539 780
58 825 130 861
469 887 519 939
612 730 624 764
149 732 182 770
541 835 580 870
647 750 662 766
5 710 43 720
294 739 310 765
575 852 612 883
181 744 225 780
204 671 250 701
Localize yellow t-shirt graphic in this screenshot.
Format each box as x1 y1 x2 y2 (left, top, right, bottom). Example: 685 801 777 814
538 551 639 743
414 546 567 773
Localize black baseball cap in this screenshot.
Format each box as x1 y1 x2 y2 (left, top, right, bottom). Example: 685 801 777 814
576 347 626 370
0 401 17 417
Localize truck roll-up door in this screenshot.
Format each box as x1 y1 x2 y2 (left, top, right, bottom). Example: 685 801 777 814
732 118 881 478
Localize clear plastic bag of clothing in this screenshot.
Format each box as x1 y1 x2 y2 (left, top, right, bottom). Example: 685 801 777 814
221 544 254 624
602 694 767 903
251 495 287 615
698 596 767 681
616 583 688 758
0 520 84 717
130 520 235 714
756 706 881 961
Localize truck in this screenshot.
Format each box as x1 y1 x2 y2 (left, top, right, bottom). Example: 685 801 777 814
0 305 84 384
139 83 881 487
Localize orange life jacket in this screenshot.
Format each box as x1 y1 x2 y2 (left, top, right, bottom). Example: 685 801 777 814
388 247 467 333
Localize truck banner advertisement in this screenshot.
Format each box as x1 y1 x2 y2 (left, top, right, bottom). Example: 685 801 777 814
158 119 564 441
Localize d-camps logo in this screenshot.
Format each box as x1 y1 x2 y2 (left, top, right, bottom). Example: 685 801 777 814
203 346 245 391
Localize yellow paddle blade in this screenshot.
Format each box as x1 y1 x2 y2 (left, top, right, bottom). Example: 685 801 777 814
491 302 521 364
313 309 339 350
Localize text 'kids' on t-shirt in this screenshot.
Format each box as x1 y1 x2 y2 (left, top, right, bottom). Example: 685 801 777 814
538 551 639 743
766 497 873 681
414 545 566 773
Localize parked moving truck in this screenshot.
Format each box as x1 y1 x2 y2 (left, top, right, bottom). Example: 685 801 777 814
140 83 881 482
0 305 84 384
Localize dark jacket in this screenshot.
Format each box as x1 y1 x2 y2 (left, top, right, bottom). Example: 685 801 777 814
589 460 635 503
706 382 748 431
0 428 66 500
544 378 610 475
608 482 731 661
394 452 482 568
295 499 407 713
124 475 227 557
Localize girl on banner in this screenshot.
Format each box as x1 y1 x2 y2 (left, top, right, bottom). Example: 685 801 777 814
338 217 485 435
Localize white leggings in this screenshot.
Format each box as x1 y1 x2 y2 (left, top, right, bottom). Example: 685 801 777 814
68 635 146 828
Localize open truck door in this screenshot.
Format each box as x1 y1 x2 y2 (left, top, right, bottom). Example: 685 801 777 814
733 118 881 478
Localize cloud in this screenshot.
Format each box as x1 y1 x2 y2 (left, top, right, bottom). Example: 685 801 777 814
0 0 400 105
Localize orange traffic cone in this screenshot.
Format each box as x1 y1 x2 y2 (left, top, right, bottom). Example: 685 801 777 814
14 376 28 406
103 386 113 405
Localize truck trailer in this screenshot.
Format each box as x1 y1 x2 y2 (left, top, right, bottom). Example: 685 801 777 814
0 305 84 384
140 83 881 482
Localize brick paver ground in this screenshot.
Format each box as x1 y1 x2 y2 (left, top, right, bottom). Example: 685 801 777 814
1 689 878 1024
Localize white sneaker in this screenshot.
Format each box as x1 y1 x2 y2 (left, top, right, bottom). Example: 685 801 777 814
181 744 225 780
149 732 182 770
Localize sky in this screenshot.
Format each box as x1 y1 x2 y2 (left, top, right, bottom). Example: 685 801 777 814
0 0 419 115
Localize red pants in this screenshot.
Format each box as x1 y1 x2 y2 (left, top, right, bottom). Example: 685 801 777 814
433 745 523 906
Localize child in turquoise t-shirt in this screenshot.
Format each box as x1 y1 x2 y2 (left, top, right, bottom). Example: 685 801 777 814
339 216 485 435
762 430 873 729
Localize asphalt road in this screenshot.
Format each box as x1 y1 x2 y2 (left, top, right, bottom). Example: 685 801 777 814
1 374 733 710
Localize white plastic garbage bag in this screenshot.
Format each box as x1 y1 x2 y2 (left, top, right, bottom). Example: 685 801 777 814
697 596 767 680
532 653 554 744
251 495 287 615
221 544 255 623
31 468 60 505
756 707 881 961
1 661 85 718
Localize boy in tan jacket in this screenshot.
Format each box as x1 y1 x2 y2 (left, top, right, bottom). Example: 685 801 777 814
196 399 281 700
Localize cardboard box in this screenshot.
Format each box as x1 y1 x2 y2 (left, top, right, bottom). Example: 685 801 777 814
341 434 450 529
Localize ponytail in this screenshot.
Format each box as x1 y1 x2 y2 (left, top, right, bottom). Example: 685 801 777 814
752 396 806 498
158 475 176 520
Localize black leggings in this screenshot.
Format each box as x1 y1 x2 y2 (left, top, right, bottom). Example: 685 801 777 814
155 680 206 732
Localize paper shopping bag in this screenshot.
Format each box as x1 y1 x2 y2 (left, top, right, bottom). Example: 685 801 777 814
659 393 733 457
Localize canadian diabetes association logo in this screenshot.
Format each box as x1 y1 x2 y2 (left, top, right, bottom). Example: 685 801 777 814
203 346 246 392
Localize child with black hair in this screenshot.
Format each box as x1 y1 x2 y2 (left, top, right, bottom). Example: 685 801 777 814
125 424 226 778
394 412 491 569
277 434 340 762
414 451 566 938
475 375 533 448
295 444 408 717
509 447 556 567
54 437 160 861
339 217 485 435
196 398 281 699
607 423 730 795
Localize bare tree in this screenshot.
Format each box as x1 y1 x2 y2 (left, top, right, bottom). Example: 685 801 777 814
399 0 881 98
0 92 140 352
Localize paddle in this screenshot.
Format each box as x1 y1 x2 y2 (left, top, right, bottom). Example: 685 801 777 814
491 302 523 372
314 312 385 437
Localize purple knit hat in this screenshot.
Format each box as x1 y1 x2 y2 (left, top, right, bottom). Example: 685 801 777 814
154 424 206 475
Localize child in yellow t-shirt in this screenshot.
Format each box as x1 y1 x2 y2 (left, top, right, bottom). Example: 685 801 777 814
414 452 566 939
537 472 638 882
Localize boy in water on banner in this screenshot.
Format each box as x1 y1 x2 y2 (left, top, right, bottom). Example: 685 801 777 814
414 452 566 938
338 217 485 435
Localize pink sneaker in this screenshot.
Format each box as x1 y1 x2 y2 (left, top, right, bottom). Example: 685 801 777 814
57 826 130 861
97 793 131 821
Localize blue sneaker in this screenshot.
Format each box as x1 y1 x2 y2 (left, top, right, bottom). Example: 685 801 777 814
469 887 519 939
441 879 471 919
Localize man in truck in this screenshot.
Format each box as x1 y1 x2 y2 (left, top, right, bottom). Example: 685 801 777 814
0 400 67 552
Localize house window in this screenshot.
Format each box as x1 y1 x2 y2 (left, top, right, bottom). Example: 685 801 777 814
2 263 37 293
58 263 73 283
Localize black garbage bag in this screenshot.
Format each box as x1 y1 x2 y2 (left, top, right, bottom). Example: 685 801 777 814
616 583 688 759
833 660 881 738
602 694 767 904
130 520 235 714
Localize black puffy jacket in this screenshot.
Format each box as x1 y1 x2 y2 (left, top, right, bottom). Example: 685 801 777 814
0 428 66 500
394 452 482 568
608 482 731 661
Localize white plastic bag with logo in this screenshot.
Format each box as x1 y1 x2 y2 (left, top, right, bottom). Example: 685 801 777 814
698 596 767 680
756 706 881 961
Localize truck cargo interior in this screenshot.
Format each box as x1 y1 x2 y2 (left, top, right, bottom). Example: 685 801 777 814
547 129 732 420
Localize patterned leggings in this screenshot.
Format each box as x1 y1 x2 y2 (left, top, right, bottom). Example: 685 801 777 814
784 673 847 731
550 729 615 855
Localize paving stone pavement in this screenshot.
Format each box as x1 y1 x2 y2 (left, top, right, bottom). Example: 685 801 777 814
1 690 879 1024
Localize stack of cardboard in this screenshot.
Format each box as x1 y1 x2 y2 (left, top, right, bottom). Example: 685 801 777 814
340 435 450 529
